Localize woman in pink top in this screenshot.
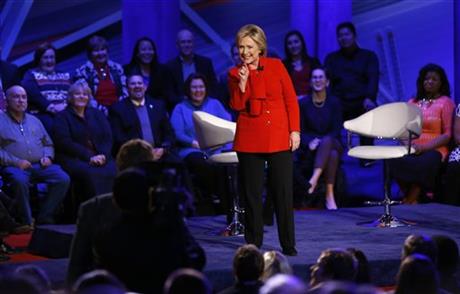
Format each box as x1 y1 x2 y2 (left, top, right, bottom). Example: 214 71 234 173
390 64 454 204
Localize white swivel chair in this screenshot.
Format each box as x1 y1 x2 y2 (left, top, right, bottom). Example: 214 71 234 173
192 111 244 235
343 102 422 227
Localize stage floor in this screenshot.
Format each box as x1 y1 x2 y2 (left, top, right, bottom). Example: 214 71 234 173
2 203 460 291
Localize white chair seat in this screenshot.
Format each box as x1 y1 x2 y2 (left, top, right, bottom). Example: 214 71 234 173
209 151 238 164
348 145 415 160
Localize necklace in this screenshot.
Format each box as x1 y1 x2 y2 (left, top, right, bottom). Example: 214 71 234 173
418 98 434 109
312 99 325 108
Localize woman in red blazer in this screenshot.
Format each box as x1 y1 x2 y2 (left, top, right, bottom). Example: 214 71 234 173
228 24 300 256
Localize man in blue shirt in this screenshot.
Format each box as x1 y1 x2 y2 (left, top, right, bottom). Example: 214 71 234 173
0 85 70 225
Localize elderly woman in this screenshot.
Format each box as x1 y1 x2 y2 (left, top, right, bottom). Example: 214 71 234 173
22 42 71 132
123 37 172 106
283 30 320 100
299 67 343 210
53 82 116 202
74 35 127 114
171 73 231 206
390 63 454 204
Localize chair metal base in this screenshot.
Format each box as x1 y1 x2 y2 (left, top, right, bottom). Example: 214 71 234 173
358 199 416 228
357 213 416 228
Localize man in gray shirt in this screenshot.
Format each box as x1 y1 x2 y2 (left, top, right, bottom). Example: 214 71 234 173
0 85 70 225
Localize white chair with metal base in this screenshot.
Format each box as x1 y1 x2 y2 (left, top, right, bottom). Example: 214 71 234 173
192 111 244 235
343 102 422 227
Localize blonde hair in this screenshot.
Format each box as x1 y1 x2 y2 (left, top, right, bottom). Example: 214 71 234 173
68 81 91 97
236 24 267 57
261 251 293 281
67 81 91 106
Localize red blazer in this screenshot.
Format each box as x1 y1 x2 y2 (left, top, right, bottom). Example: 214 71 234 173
228 57 300 153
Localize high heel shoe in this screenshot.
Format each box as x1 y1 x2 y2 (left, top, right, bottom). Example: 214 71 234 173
325 198 338 210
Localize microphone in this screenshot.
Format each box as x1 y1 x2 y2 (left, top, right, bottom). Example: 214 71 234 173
257 65 264 71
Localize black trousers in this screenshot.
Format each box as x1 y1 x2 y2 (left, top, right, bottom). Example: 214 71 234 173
237 151 295 250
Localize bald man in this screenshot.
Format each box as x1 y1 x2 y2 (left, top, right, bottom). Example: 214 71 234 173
0 86 70 225
165 29 219 110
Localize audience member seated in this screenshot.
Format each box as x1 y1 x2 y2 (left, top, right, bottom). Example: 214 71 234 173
218 244 264 294
390 64 454 204
218 43 241 114
261 251 293 282
14 265 51 294
309 248 357 290
67 139 156 283
346 248 371 284
260 274 307 294
283 30 320 100
166 29 219 109
53 81 116 203
71 270 126 294
401 234 437 263
394 254 440 294
109 74 175 158
324 22 379 166
21 42 71 133
123 36 172 105
164 268 213 294
432 235 460 294
298 67 343 210
0 50 21 110
444 104 460 206
92 164 206 293
170 73 231 206
0 86 70 225
74 35 127 114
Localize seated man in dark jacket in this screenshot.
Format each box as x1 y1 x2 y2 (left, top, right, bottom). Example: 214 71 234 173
93 164 205 294
109 74 175 159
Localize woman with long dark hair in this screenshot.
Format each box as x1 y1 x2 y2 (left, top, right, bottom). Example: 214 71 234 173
390 63 454 204
283 30 320 100
124 37 172 107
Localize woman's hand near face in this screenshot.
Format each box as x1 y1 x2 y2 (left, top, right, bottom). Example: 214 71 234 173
238 64 250 93
290 131 301 152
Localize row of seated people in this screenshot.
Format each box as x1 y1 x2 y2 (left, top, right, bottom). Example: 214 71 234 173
0 22 375 121
1 24 460 222
1 61 460 229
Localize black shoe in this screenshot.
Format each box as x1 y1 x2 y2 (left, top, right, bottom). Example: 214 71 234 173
282 247 298 256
